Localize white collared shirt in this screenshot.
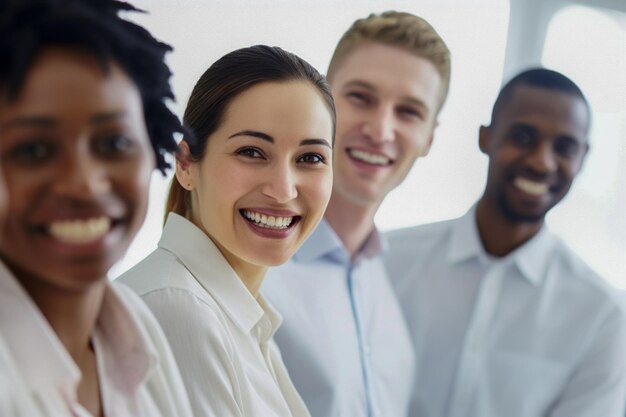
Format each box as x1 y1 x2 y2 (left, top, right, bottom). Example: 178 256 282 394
385 206 626 417
117 213 310 417
264 220 415 417
0 260 193 417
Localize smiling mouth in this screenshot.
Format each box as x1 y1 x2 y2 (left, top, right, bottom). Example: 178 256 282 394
513 177 550 196
241 209 300 230
347 148 393 166
48 216 114 244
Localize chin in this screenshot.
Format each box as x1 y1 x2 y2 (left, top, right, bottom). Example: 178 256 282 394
261 256 291 267
499 200 548 224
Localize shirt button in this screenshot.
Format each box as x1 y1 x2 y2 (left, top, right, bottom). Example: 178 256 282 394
363 345 371 355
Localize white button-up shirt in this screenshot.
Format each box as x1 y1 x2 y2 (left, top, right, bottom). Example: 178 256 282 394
0 260 193 417
385 207 626 417
117 213 310 417
264 220 415 417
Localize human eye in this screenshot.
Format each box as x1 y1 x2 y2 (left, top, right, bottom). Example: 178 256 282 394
397 105 424 121
509 128 535 147
93 134 139 158
554 138 580 158
4 139 56 165
346 91 373 107
235 146 265 159
297 152 327 165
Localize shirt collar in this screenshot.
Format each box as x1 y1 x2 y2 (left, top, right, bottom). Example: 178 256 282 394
0 261 79 398
159 213 265 334
293 218 385 263
0 261 157 399
255 294 283 342
509 226 555 286
447 205 556 286
447 206 484 265
94 283 159 394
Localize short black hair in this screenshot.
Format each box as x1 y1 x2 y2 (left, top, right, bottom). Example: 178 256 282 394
0 0 184 173
490 68 590 127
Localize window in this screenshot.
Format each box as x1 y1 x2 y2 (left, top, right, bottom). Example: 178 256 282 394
542 5 626 288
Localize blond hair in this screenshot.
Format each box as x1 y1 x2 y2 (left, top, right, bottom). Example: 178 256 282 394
327 11 451 112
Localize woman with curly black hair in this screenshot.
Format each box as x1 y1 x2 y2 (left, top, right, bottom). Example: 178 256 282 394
0 1 192 416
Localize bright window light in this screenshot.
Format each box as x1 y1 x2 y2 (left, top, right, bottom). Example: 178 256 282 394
542 5 626 288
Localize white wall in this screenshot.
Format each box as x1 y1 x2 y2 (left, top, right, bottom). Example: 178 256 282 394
113 0 625 290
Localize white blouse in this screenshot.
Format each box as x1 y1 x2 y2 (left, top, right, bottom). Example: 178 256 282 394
0 261 193 417
117 213 310 417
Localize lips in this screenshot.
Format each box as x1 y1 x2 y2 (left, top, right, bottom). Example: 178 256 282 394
347 148 393 166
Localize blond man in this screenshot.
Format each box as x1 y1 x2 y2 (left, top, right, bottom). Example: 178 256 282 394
264 11 451 417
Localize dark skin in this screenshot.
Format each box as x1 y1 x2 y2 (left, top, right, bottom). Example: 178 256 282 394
0 48 154 416
475 84 589 257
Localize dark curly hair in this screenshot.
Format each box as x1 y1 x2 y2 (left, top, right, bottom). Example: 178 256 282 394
0 0 184 173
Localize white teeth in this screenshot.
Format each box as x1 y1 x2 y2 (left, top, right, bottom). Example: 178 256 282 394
348 149 391 166
514 177 549 196
49 217 111 243
243 210 293 230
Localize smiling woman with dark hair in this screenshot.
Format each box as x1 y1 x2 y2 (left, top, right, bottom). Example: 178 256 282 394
0 1 192 416
118 45 335 417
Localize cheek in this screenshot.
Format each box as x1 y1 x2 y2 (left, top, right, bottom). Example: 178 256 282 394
302 171 333 215
116 160 153 216
4 173 44 219
404 130 430 155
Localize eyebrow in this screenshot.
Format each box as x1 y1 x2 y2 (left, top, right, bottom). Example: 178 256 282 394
229 130 273 143
1 111 128 130
509 123 537 132
510 122 583 143
2 116 57 130
229 130 331 148
343 80 430 115
90 111 127 124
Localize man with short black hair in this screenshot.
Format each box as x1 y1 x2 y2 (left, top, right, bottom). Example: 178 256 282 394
386 68 626 417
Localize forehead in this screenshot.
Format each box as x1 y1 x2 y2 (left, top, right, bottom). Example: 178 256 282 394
330 42 441 107
0 48 143 125
219 80 333 140
496 85 590 139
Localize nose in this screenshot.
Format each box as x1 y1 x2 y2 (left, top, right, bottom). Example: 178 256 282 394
52 149 111 198
527 141 558 174
261 162 298 204
362 105 395 144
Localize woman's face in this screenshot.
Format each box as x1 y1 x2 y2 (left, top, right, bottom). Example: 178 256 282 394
0 48 154 291
181 80 333 274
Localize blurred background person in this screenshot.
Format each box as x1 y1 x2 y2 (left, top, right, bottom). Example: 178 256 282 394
386 68 626 417
264 11 451 417
0 0 192 415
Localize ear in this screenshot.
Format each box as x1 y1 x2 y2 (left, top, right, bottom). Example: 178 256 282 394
478 125 491 155
175 140 195 191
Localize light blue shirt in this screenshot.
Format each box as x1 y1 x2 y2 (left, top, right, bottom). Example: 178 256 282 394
264 219 415 417
385 207 626 417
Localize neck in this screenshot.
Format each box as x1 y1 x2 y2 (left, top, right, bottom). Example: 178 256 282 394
475 197 544 257
231 262 267 298
17 274 106 364
324 192 379 260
